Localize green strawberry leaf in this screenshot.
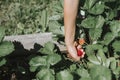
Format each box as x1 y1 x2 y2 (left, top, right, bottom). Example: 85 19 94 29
29 56 47 67
110 21 120 37
39 41 55 55
81 16 105 29
90 65 111 80
47 54 61 66
89 28 102 41
88 54 101 65
56 70 73 80
112 40 120 52
103 32 115 45
83 0 98 9
88 1 105 15
0 41 14 57
76 68 90 78
36 69 55 80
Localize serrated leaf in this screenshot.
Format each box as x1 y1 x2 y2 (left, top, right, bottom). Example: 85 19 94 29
29 56 47 67
90 65 111 80
81 16 105 29
56 70 73 80
110 21 120 37
112 41 120 52
0 27 5 43
0 41 14 57
96 49 107 66
95 16 105 28
39 42 55 54
36 69 55 80
47 54 61 65
89 28 102 41
81 16 96 28
48 21 64 36
83 0 98 9
88 1 105 15
0 58 6 67
88 54 101 65
85 44 103 56
103 32 115 45
106 10 117 20
76 68 90 78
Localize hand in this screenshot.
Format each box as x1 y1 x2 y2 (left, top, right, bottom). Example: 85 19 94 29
66 42 85 61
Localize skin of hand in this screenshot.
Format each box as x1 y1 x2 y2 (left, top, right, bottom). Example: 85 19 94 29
64 0 80 61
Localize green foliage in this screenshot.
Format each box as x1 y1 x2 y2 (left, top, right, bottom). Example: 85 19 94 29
0 0 64 37
0 41 14 57
0 27 5 42
112 41 120 52
0 58 6 67
0 0 120 80
39 41 56 54
90 65 111 80
29 42 62 79
36 69 55 80
56 70 73 80
0 27 14 67
29 41 120 80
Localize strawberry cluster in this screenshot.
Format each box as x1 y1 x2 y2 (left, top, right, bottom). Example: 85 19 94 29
75 38 85 58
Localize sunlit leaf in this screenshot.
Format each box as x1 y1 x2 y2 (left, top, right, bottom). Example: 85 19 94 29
39 41 55 54
88 1 105 15
29 56 47 67
112 41 120 52
88 54 101 65
90 65 111 80
0 41 14 57
36 69 55 80
103 32 115 45
47 54 61 65
56 70 73 80
110 21 120 37
76 68 90 78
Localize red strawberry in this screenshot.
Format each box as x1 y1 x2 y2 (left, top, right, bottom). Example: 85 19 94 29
77 48 83 56
75 45 85 57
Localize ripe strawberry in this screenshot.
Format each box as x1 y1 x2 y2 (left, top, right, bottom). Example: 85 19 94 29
75 45 85 57
77 48 83 56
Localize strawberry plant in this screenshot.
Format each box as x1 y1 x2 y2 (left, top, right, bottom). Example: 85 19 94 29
29 0 120 80
0 27 14 67
0 0 120 80
0 0 64 37
29 41 119 80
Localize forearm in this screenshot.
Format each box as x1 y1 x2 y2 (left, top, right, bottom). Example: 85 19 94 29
64 0 79 46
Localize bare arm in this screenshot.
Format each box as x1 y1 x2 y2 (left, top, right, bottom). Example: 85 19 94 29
64 0 80 61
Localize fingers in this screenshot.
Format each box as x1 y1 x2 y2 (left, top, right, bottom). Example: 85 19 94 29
66 47 81 61
66 42 85 61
